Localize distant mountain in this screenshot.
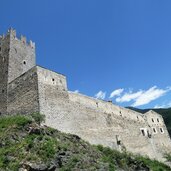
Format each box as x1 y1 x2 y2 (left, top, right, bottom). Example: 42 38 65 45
127 107 171 137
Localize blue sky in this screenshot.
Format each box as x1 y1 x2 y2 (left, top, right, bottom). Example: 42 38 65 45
1 0 171 109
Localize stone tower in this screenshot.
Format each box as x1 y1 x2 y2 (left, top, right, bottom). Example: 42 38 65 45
0 28 36 115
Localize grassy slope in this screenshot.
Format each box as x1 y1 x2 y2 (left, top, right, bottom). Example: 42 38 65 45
0 115 171 171
127 107 171 137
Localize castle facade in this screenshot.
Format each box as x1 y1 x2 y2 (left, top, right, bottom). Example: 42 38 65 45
0 29 171 162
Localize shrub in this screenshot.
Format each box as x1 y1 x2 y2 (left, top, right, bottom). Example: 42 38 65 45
30 113 45 125
165 153 171 162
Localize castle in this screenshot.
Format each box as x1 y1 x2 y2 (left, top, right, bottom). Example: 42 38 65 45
0 28 171 162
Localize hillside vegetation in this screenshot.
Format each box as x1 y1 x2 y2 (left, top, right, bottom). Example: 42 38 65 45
127 107 171 136
0 114 171 171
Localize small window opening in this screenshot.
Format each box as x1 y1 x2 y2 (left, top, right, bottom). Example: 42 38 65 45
0 112 1 115
23 61 26 65
0 47 1 51
141 130 145 136
137 116 139 121
157 118 159 122
2 90 4 93
152 118 154 122
96 102 98 107
147 131 151 138
117 140 121 145
153 128 156 133
52 78 55 82
160 128 164 133
116 135 121 145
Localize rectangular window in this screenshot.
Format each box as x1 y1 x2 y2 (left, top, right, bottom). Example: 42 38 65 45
160 128 164 134
152 127 157 134
140 128 148 136
141 130 145 136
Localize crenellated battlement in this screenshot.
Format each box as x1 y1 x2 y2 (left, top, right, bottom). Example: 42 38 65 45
0 28 35 49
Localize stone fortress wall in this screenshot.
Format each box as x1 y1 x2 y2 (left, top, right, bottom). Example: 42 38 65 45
0 29 171 162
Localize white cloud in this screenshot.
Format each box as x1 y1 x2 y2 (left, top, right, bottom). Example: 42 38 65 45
154 101 171 109
73 90 79 93
132 86 168 107
167 86 171 91
95 91 106 100
154 104 167 109
168 101 171 106
116 90 143 103
115 86 171 107
109 88 124 98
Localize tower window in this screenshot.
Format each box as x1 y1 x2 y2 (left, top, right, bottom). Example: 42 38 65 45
23 61 26 65
52 78 55 82
157 118 159 122
2 90 4 93
0 47 1 51
152 118 154 122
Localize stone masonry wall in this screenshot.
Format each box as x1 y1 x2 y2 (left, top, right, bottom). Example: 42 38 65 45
7 67 39 115
0 33 10 115
37 66 69 128
145 111 171 160
36 67 171 161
